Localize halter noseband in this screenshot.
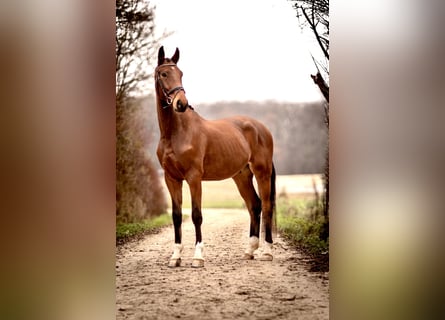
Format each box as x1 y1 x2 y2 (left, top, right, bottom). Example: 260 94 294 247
155 63 186 109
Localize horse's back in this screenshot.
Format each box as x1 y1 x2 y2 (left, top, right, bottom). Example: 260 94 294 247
221 115 273 155
201 115 273 179
205 115 272 151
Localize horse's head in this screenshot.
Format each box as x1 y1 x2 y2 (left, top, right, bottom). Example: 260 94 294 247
155 46 189 112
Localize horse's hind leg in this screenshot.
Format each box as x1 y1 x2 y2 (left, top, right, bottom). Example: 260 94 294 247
233 166 261 259
164 174 184 267
251 163 275 261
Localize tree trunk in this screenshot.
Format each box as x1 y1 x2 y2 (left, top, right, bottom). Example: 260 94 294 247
311 72 329 103
310 72 329 241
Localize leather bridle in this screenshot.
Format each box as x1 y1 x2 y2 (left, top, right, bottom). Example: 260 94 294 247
155 63 186 109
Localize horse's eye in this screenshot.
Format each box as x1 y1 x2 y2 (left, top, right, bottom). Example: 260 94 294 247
161 72 167 78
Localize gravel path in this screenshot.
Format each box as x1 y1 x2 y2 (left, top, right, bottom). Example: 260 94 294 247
116 209 329 319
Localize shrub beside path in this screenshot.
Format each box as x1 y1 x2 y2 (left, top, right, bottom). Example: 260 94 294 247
116 208 328 320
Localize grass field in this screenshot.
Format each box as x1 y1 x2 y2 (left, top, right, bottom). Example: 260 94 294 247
160 174 324 209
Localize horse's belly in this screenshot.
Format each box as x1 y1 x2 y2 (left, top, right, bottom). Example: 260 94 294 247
202 165 246 180
201 145 250 180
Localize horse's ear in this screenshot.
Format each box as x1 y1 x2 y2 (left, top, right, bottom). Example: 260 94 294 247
171 47 180 64
157 46 165 66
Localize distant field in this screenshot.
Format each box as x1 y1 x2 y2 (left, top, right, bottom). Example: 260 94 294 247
161 174 324 209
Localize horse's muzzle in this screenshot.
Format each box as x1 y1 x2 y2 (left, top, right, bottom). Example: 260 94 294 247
173 91 189 112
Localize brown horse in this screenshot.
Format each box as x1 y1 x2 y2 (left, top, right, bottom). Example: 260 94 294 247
155 46 276 268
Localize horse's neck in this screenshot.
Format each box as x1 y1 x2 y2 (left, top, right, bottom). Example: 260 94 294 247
156 96 199 140
155 86 173 138
156 97 170 138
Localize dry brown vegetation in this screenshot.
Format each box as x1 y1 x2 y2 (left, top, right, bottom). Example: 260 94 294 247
116 0 169 223
116 98 167 223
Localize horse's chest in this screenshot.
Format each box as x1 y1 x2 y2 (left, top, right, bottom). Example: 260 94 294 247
157 141 195 178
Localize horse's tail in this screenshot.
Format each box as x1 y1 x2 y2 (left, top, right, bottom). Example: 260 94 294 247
271 163 277 238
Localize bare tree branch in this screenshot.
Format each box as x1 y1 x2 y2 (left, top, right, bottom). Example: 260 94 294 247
116 0 170 105
292 0 329 73
301 7 329 60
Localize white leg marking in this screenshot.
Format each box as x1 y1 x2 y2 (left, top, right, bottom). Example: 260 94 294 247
259 241 273 261
171 243 183 259
244 236 259 259
168 243 183 267
193 242 204 260
192 242 204 268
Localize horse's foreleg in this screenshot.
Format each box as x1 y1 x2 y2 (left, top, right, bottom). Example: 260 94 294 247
187 176 204 268
165 175 184 267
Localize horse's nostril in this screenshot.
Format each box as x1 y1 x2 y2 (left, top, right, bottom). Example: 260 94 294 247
176 100 186 112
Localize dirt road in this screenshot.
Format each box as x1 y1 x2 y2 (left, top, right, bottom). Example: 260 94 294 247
116 209 329 319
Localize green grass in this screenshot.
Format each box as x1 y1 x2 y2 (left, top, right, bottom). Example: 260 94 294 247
276 197 329 255
116 213 172 242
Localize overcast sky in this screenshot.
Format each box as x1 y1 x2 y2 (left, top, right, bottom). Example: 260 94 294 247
152 0 325 104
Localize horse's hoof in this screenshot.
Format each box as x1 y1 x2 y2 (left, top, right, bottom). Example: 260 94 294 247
168 258 181 268
191 259 204 268
259 253 273 261
243 253 254 260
